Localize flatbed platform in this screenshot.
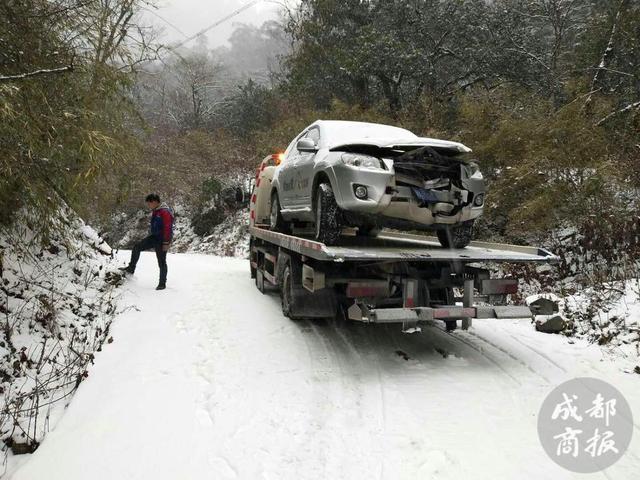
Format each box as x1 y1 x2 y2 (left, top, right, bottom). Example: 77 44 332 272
250 226 557 264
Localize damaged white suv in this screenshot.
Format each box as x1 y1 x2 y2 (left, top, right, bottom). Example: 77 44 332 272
269 120 485 248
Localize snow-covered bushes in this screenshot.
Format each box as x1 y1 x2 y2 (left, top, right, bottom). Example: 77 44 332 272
105 174 251 259
174 209 250 258
0 211 122 463
503 218 640 351
562 281 640 350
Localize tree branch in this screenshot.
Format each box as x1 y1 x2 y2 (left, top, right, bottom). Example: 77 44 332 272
585 0 628 108
596 101 640 126
0 65 74 83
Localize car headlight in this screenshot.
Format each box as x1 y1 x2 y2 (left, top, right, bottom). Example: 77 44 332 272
465 162 484 180
341 153 384 170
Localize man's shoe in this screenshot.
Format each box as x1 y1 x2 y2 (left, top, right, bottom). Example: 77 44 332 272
156 284 166 291
119 266 134 274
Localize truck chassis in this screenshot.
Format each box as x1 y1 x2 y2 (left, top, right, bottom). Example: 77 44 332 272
250 226 556 332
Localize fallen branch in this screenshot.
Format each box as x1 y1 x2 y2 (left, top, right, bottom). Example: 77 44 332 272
596 101 640 126
0 65 73 83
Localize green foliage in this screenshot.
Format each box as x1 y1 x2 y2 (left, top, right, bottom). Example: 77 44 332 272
0 0 147 238
202 177 223 199
285 0 493 112
223 80 285 138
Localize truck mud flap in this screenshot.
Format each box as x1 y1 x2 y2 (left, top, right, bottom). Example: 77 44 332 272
290 289 338 319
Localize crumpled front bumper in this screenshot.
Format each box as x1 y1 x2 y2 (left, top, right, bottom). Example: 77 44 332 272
327 163 395 213
382 185 483 226
326 163 484 226
382 199 484 226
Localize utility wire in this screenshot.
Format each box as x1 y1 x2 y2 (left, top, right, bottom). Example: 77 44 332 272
168 0 262 51
141 6 189 39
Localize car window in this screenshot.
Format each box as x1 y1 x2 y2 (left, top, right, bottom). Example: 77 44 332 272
282 126 319 162
306 128 320 145
283 140 296 162
283 132 305 162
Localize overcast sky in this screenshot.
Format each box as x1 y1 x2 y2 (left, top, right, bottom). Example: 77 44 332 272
146 0 284 48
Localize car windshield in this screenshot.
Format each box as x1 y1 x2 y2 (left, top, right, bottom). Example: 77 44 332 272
321 121 417 147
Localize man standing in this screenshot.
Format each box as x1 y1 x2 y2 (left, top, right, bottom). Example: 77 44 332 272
120 194 174 290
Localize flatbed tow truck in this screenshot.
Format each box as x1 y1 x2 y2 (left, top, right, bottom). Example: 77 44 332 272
249 225 557 332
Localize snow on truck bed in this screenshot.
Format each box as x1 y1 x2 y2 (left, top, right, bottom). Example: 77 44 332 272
9 253 640 480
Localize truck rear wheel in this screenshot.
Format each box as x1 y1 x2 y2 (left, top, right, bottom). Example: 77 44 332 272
314 183 341 245
278 254 337 320
249 238 257 279
255 270 266 294
280 262 309 320
280 264 294 318
437 220 474 249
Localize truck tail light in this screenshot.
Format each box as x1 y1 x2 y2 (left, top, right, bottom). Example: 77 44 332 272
346 281 390 298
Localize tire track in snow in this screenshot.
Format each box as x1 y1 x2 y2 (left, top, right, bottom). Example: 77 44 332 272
303 319 387 479
288 318 350 480
447 327 551 384
329 322 398 479
496 325 569 373
320 321 518 478
332 322 526 478
385 322 524 386
297 319 406 479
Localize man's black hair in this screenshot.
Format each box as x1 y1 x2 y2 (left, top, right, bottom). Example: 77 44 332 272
145 193 161 203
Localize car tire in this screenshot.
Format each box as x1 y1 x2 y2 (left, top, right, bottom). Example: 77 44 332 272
270 192 288 233
437 220 474 249
314 183 341 245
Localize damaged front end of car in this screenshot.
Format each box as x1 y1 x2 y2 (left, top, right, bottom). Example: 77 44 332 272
384 145 485 228
327 138 485 247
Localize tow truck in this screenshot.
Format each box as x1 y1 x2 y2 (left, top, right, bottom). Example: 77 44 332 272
249 154 557 332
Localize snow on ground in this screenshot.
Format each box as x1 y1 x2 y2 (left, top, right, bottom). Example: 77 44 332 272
0 214 121 469
8 253 640 479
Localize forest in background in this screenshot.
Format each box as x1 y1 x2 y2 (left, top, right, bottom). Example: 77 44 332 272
1 0 640 282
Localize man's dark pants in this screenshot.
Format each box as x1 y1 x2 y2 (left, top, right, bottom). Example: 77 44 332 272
129 235 167 286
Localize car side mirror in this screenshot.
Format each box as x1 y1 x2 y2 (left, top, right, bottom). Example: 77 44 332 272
297 138 318 152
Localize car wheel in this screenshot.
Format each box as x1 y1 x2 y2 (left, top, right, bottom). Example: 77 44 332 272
314 183 341 245
437 220 474 249
270 193 288 233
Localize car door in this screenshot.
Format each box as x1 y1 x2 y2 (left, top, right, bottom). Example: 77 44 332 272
277 134 303 209
292 127 320 209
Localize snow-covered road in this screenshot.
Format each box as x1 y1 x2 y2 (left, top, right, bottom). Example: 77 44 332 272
10 253 640 479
